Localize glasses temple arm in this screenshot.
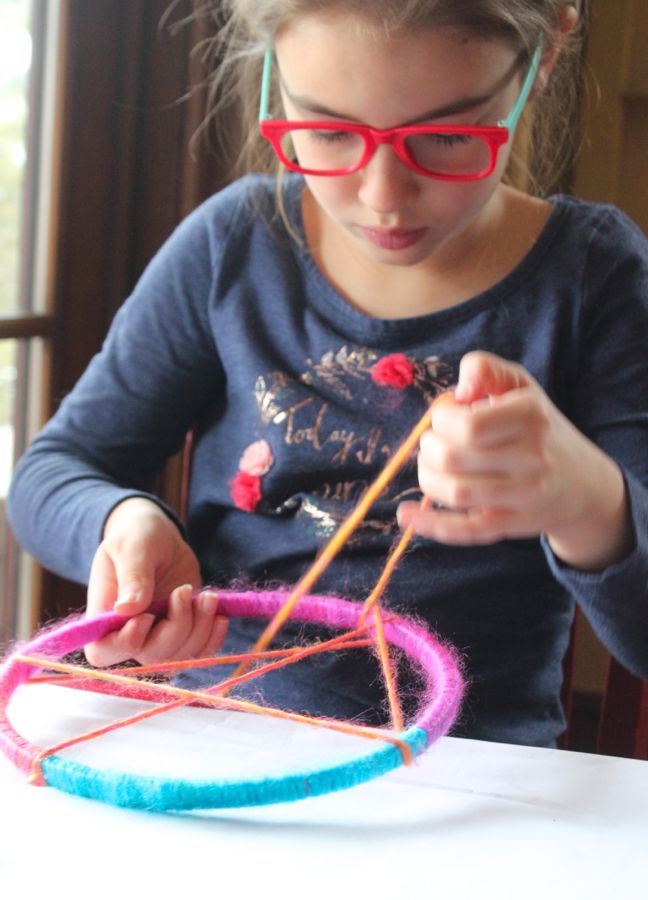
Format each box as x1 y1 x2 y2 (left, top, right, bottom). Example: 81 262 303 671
259 49 273 121
260 43 541 130
499 43 543 132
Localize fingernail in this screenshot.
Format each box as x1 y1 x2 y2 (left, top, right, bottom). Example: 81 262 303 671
199 591 218 615
115 591 139 611
170 584 192 606
396 505 411 529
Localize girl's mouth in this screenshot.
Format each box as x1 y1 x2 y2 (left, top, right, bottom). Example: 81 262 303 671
360 226 428 250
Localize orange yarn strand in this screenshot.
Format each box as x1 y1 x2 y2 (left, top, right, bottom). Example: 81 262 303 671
17 654 412 777
371 606 404 734
21 393 453 779
113 629 375 678
26 637 372 687
232 403 436 680
20 629 375 753
358 497 431 628
20 623 389 776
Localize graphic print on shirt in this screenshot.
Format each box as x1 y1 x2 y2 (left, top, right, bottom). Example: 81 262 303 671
230 345 453 539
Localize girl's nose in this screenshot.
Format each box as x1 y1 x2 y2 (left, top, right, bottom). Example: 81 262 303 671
357 145 419 214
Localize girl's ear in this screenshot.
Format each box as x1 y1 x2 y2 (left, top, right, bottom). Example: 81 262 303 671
531 3 579 97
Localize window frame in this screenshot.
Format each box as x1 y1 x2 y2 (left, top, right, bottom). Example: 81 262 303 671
2 0 233 627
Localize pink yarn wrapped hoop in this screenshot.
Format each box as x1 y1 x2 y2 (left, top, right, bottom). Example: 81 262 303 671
0 590 463 811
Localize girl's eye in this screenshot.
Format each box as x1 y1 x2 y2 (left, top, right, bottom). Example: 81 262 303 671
309 129 353 143
429 133 473 147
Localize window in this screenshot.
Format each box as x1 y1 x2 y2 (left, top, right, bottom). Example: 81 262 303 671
1 0 58 639
0 0 228 634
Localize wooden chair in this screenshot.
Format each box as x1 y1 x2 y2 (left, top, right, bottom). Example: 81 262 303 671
597 658 648 759
562 622 648 760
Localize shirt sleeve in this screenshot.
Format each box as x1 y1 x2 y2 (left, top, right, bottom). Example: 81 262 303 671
541 205 648 679
7 192 230 585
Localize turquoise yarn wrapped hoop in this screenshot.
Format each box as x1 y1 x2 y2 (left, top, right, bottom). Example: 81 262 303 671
0 590 464 812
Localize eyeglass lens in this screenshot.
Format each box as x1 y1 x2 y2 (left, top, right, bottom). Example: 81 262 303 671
280 128 493 175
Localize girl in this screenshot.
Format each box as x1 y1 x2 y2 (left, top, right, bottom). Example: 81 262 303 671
8 0 648 747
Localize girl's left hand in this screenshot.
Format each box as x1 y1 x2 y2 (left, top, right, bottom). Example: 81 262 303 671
397 351 633 572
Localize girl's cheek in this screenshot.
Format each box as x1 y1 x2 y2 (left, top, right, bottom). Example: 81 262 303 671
305 175 358 209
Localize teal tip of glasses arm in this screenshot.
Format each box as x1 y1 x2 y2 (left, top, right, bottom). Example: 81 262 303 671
259 49 273 121
498 42 543 133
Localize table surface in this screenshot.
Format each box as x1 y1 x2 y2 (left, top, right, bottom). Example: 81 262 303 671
1 683 647 900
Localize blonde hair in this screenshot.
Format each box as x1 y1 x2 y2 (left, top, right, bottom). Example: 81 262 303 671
183 0 586 198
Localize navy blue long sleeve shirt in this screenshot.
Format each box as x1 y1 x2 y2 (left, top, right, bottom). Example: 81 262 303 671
8 175 648 746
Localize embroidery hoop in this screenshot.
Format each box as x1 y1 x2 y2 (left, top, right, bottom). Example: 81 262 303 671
0 590 463 811
1 401 465 811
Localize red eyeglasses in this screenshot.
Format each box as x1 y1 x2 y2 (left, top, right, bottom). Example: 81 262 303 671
259 45 541 181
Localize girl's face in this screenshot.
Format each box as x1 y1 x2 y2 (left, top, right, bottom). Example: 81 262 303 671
275 15 531 270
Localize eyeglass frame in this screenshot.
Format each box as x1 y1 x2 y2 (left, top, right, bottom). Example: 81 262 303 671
258 43 542 181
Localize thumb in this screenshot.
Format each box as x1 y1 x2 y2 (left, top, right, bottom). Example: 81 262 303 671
454 351 533 404
110 551 157 617
87 544 120 617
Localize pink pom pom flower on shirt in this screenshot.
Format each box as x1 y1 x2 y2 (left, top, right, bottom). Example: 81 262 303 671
238 439 274 476
371 353 415 389
230 440 274 512
230 471 263 513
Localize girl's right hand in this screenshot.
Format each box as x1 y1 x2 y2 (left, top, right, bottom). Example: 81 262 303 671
85 497 228 667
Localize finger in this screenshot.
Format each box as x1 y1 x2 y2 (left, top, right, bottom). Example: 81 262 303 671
418 466 544 512
397 502 514 545
432 387 542 450
137 584 195 663
196 614 229 659
454 351 534 403
172 589 221 660
85 613 156 667
87 545 119 617
419 429 538 477
110 543 159 617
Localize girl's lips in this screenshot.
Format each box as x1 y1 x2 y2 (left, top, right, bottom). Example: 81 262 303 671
360 226 428 250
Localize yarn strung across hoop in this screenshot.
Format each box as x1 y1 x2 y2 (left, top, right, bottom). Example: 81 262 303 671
0 592 463 811
0 398 464 811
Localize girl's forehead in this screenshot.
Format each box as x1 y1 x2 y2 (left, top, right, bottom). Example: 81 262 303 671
275 14 519 123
